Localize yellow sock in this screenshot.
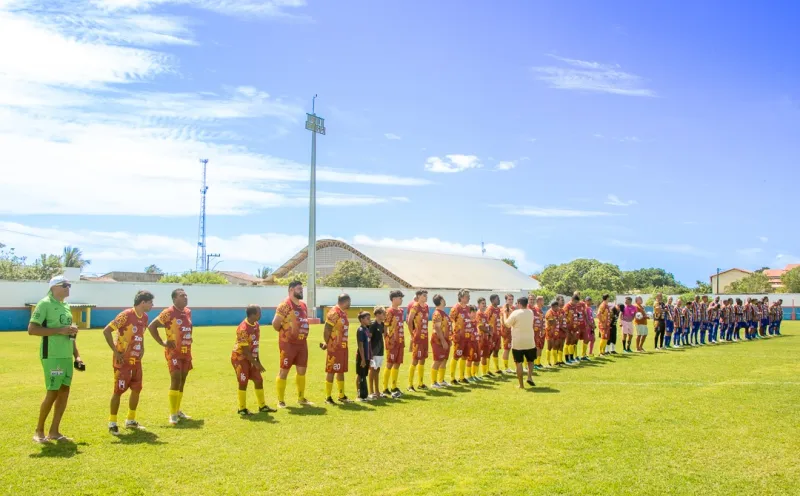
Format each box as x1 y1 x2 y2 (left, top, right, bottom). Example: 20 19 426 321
126 410 136 421
177 392 183 412
296 374 306 400
503 359 509 370
482 363 489 375
431 367 438 385
276 378 287 403
450 359 457 381
492 356 500 371
383 368 391 391
558 350 563 362
598 338 607 354
473 364 479 376
337 380 345 399
254 388 266 408
438 367 446 383
169 390 180 415
391 368 399 389
417 364 425 385
325 380 334 398
237 390 247 410
408 364 416 387
582 342 588 357
459 360 467 380
109 414 117 423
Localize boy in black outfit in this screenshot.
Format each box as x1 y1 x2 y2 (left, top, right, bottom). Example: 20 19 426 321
356 312 372 402
369 307 386 399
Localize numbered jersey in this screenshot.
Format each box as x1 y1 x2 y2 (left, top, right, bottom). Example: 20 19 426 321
109 308 149 366
449 303 470 341
386 306 405 346
232 320 260 360
486 305 501 335
155 306 192 358
325 306 349 352
530 305 545 332
275 297 310 345
408 302 429 343
431 309 451 345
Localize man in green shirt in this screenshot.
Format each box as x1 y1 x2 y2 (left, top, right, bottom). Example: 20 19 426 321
28 276 83 443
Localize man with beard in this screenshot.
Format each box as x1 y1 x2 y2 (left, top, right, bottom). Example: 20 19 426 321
272 281 313 408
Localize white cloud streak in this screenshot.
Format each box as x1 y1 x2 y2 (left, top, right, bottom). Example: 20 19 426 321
424 154 482 173
493 204 614 218
533 54 656 97
605 194 637 207
495 160 516 171
384 133 401 140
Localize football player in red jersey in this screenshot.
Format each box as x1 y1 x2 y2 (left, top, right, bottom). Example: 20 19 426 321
148 288 193 425
272 281 313 408
486 295 502 374
429 294 451 388
407 290 430 392
465 305 480 383
499 293 515 373
231 305 274 416
476 297 493 379
103 291 154 435
322 293 352 404
449 289 471 384
383 290 405 397
530 295 546 368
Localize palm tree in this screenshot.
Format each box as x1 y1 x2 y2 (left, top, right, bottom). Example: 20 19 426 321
62 246 91 268
255 266 273 279
145 264 163 274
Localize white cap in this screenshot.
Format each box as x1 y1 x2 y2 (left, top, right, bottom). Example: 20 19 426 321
48 275 70 287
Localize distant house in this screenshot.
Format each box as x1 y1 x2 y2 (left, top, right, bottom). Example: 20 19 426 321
218 271 264 286
710 268 751 293
83 271 163 283
763 264 800 290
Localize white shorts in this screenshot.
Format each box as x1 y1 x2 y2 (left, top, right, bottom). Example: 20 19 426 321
621 321 634 336
370 356 384 369
636 324 649 336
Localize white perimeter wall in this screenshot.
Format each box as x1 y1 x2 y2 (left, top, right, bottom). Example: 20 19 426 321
0 280 529 308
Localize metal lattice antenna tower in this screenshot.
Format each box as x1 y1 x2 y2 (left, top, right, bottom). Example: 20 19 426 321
196 159 209 271
481 241 486 256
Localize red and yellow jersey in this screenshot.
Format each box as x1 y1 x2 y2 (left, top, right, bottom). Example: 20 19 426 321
431 308 451 344
109 308 149 365
408 302 429 342
476 308 489 337
545 308 558 333
275 297 310 345
557 308 568 331
597 303 610 328
325 306 349 351
386 306 405 347
584 305 595 329
486 305 501 334
564 301 582 327
465 313 477 341
530 305 545 332
405 301 416 325
449 303 469 341
232 320 260 361
155 305 192 358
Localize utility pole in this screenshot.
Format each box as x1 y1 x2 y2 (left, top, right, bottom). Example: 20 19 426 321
206 253 220 273
716 267 720 294
305 95 326 316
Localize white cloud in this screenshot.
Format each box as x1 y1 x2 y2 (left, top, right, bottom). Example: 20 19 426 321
608 239 713 257
384 133 401 140
91 0 308 19
495 161 516 171
424 154 482 173
493 205 613 218
618 136 641 142
352 235 541 272
0 1 427 216
775 253 800 264
760 236 769 243
526 137 537 143
593 133 604 138
532 54 656 97
605 194 637 207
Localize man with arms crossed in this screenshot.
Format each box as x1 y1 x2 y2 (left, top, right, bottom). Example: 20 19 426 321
28 276 83 443
505 296 536 389
499 293 515 374
407 290 430 391
148 288 193 425
383 290 405 397
272 281 313 408
430 294 451 388
322 293 352 404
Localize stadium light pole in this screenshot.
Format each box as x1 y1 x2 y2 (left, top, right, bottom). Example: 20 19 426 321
305 95 326 317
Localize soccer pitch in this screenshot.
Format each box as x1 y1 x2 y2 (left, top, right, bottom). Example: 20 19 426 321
2 323 798 496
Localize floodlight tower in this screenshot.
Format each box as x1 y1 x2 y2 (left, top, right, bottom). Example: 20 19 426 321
196 159 209 271
305 95 326 315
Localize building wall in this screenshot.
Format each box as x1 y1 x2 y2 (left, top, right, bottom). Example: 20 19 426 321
293 246 406 287
0 281 528 331
710 270 750 293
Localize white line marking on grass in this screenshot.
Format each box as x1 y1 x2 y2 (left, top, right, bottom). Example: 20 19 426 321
540 381 800 387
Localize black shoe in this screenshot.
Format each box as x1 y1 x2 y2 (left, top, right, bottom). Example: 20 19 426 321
418 384 428 390
383 389 392 396
237 408 253 416
109 424 119 436
259 405 277 413
338 396 352 404
325 397 336 405
407 386 416 392
526 379 536 387
486 372 495 377
391 388 404 397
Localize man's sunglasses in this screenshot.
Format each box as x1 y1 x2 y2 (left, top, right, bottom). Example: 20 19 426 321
59 283 72 288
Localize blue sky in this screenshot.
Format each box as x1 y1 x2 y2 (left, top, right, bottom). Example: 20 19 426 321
1 0 798 285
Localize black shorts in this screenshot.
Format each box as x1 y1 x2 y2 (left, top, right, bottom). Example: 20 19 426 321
655 320 666 333
512 348 536 364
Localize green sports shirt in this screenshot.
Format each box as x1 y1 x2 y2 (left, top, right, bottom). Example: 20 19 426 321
30 294 73 359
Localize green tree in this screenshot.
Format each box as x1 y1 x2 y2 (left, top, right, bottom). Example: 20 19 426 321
273 271 310 286
538 259 624 295
320 260 382 288
501 258 518 269
621 268 681 292
144 264 163 274
780 267 800 292
159 271 229 285
693 280 712 294
255 266 273 279
32 253 64 280
0 244 64 281
529 287 557 306
62 246 90 268
725 272 772 294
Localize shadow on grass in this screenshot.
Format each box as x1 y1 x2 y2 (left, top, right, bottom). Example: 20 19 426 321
396 393 429 401
286 405 327 416
244 413 278 423
424 390 454 397
112 431 166 446
527 386 560 393
338 401 372 411
173 418 205 429
29 439 88 458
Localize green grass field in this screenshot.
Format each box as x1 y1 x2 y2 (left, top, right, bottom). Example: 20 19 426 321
1 322 799 495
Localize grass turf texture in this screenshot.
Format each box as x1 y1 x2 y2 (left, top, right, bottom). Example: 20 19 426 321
1 322 799 496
